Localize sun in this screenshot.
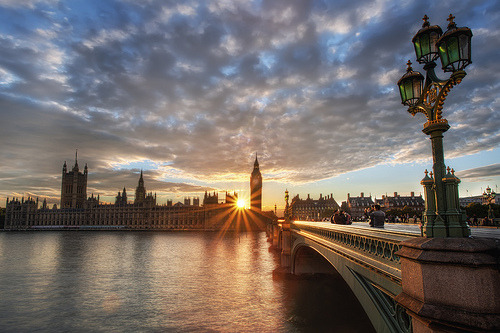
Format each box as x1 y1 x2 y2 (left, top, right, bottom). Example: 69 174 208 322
237 199 246 209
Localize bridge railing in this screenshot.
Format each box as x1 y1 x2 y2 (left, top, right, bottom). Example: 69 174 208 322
291 221 419 283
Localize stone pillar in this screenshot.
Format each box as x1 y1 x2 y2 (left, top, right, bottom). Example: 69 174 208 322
280 223 291 268
442 168 470 237
266 221 273 240
395 237 500 332
272 224 280 249
421 170 439 237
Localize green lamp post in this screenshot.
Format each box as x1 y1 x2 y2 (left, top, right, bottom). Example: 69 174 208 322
482 186 496 221
397 14 472 237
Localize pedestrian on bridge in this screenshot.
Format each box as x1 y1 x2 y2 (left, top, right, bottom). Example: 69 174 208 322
369 204 385 228
333 209 348 224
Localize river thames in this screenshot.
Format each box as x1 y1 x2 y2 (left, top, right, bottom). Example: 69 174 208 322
0 231 374 332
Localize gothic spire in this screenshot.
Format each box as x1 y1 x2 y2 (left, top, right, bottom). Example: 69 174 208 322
73 149 79 171
138 169 144 187
254 152 259 169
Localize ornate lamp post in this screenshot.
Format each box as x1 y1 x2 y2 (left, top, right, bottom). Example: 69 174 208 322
284 189 290 221
397 14 472 237
482 186 496 220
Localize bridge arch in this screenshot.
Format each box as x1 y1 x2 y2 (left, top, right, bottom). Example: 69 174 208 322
293 244 339 275
290 230 412 333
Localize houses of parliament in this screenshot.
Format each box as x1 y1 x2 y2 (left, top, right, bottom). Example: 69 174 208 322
4 154 269 230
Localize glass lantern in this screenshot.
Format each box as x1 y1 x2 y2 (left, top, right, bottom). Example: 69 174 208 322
436 15 473 72
412 15 443 64
397 61 424 107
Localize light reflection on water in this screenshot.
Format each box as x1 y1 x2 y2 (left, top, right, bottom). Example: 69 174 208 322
0 231 374 332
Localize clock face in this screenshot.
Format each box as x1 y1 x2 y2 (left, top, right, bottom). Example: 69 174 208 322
251 177 261 186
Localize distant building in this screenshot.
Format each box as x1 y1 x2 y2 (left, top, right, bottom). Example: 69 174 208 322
345 193 374 219
377 192 425 215
134 170 156 207
203 191 219 205
115 188 127 205
290 193 339 221
225 191 238 205
5 155 205 230
4 154 269 231
250 154 262 211
5 171 202 230
459 195 483 207
459 194 499 207
60 152 87 209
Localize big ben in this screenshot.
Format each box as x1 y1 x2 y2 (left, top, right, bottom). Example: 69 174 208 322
250 154 262 211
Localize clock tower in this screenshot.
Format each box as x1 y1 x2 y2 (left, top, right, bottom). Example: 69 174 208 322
250 153 262 211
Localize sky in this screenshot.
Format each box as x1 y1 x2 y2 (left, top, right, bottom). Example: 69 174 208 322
0 0 499 214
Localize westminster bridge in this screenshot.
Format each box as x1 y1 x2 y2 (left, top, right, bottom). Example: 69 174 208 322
268 220 500 333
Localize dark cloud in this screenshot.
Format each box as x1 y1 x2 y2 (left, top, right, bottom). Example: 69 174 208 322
456 164 500 181
0 0 499 205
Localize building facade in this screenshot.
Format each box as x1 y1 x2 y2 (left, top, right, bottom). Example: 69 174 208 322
459 194 499 207
376 192 425 216
345 193 374 219
459 195 483 207
290 193 339 221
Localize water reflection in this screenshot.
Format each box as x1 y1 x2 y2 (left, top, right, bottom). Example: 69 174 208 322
0 231 374 332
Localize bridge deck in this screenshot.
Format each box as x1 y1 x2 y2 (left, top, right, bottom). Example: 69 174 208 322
290 221 500 285
292 221 500 239
291 221 418 285
347 221 500 239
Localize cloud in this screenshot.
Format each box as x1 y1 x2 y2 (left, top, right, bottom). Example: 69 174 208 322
0 0 499 205
0 0 57 9
455 164 500 182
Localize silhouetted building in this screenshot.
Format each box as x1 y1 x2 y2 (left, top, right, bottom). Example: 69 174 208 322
134 170 156 207
250 154 262 211
60 151 87 209
204 191 219 205
225 191 238 205
115 188 128 205
4 155 268 231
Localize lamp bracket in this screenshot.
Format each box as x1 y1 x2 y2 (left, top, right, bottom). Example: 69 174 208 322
406 62 466 123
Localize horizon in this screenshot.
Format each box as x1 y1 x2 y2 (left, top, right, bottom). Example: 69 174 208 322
0 0 499 213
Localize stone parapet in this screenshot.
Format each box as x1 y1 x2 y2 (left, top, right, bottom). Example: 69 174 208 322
395 237 500 332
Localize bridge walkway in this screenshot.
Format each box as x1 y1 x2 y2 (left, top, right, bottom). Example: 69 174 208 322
345 221 500 239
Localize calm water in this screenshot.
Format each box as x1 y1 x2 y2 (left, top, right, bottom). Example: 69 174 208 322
0 231 374 332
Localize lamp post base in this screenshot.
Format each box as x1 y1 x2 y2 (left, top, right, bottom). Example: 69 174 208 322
422 215 447 238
